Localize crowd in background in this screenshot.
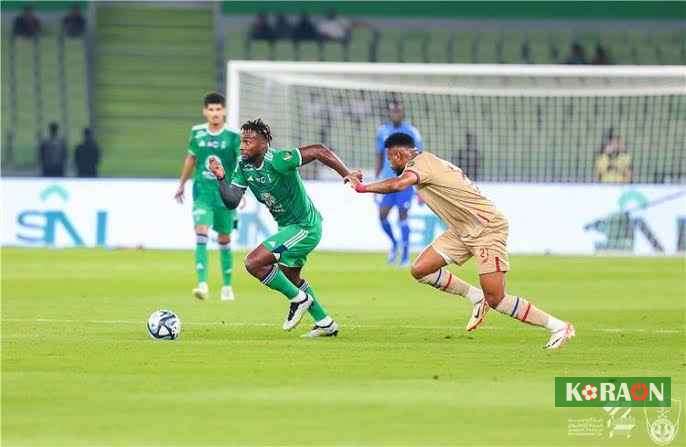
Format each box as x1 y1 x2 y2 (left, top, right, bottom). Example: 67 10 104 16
565 41 611 65
247 10 615 65
4 5 658 182
12 4 86 39
38 123 101 178
248 9 357 47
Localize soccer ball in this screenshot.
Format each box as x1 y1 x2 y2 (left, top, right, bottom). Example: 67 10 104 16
147 310 181 340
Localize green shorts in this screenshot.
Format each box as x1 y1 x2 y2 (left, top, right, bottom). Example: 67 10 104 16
192 202 237 235
263 222 322 268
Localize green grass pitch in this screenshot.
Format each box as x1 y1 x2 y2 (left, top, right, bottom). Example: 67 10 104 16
2 248 684 446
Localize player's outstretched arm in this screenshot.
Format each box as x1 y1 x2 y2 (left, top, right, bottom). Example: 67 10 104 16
208 160 246 210
298 144 361 182
350 171 418 195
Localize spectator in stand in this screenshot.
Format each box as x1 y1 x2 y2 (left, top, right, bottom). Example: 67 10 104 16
273 13 292 39
453 132 482 181
292 12 319 42
248 12 275 42
595 134 632 183
62 4 86 38
317 9 351 44
74 128 101 177
591 44 611 65
13 6 41 39
39 122 67 177
565 42 587 65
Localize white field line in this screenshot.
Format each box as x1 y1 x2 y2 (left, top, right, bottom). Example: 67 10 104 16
0 318 682 334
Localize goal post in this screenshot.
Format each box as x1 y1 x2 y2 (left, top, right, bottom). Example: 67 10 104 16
227 61 686 183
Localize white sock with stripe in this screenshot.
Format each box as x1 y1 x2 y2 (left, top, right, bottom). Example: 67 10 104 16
494 295 566 332
417 269 484 304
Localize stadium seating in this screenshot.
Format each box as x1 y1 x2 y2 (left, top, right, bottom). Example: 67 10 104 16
1 18 88 172
1 4 683 179
228 20 686 66
94 4 215 177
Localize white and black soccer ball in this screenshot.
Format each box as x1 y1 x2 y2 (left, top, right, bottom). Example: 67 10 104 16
147 310 181 340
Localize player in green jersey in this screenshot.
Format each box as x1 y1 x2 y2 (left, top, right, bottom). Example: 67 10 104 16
174 93 241 301
208 118 361 337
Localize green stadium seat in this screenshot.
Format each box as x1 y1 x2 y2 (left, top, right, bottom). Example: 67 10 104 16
376 29 404 62
225 30 247 62
501 30 527 64
474 32 499 64
321 41 346 62
425 29 452 63
247 40 274 60
523 30 553 64
294 41 321 61
398 32 426 63
348 27 375 62
273 39 296 61
448 32 475 63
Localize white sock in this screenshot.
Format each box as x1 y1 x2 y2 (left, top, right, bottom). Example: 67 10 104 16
316 316 333 327
464 286 484 305
417 269 484 304
545 316 566 332
495 294 566 331
290 290 308 303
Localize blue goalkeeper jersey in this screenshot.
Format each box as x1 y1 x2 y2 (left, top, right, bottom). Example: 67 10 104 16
375 121 423 179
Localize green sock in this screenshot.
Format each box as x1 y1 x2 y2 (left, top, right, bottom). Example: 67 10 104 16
195 234 208 283
219 241 233 286
299 280 329 321
262 266 300 300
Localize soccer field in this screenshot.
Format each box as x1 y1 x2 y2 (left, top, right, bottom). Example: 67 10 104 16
2 248 684 446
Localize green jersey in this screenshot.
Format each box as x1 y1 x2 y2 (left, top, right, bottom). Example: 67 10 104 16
231 147 322 228
187 123 240 207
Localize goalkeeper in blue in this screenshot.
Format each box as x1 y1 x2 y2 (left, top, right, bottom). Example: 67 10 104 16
375 101 423 266
208 119 361 337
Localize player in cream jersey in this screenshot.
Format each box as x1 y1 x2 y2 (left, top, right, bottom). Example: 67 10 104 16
349 133 575 350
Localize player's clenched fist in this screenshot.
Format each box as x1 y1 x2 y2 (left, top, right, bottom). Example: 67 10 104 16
208 156 225 180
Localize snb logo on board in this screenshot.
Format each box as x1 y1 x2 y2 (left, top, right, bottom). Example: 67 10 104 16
556 377 671 407
16 184 108 247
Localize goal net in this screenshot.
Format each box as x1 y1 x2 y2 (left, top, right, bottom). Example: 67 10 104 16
227 62 686 184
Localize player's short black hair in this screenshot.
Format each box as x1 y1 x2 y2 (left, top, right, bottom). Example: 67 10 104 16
241 118 272 143
384 132 415 149
203 92 225 107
